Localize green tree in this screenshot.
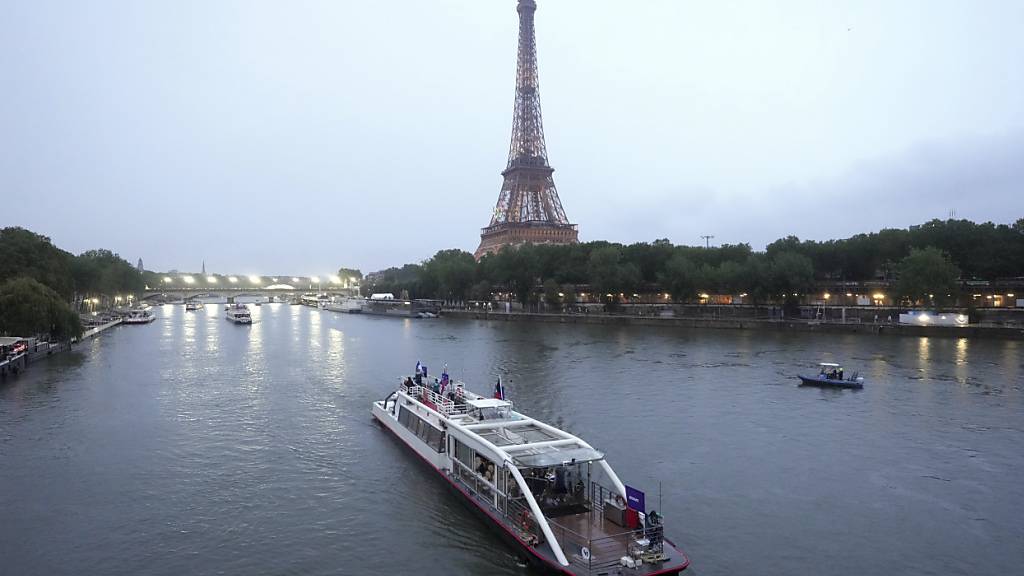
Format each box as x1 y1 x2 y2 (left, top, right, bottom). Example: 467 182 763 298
895 247 960 306
768 251 814 315
336 267 363 285
73 249 144 297
768 251 815 296
542 278 562 308
487 245 540 306
587 246 625 301
659 253 697 303
421 249 476 301
0 277 83 340
0 227 75 299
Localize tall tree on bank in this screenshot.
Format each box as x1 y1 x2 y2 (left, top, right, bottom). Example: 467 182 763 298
0 278 82 340
895 247 961 306
72 249 144 298
421 250 476 302
0 227 75 299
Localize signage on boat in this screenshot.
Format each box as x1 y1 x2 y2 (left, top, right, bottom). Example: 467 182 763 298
625 485 645 512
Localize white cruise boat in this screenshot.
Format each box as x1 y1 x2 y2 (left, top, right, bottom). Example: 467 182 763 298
185 300 203 312
372 374 690 575
224 304 252 324
325 297 365 313
122 308 155 324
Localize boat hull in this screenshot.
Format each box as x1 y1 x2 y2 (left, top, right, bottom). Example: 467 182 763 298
798 375 863 389
371 402 688 576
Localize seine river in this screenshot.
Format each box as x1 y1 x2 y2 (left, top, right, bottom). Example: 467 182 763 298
1 304 1022 576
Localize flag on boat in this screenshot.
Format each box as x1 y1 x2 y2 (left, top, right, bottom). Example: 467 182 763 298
494 376 505 400
440 364 449 393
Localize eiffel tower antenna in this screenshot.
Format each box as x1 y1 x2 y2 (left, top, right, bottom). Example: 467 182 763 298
475 0 578 260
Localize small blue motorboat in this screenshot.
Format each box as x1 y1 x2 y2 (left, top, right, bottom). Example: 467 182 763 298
798 363 864 389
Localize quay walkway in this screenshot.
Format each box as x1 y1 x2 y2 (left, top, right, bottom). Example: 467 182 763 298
442 309 1024 340
1 318 123 380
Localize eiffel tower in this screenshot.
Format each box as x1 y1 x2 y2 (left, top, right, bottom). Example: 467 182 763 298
475 0 578 260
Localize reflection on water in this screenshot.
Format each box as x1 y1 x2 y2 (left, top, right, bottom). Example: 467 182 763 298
1 309 1022 576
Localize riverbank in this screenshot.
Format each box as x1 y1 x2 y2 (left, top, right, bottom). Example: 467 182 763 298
443 310 1024 340
1 319 122 380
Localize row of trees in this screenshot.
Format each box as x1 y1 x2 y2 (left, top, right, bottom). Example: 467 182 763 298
0 227 146 339
364 219 1012 307
766 218 1024 281
0 228 144 301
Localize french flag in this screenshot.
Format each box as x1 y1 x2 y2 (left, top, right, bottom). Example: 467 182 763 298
494 377 505 400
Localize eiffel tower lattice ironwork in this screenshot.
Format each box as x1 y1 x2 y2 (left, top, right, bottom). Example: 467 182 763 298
475 0 578 260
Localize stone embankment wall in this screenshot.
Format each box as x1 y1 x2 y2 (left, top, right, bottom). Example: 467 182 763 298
442 310 1024 340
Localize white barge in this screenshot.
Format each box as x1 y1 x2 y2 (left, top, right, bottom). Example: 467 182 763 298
372 374 689 575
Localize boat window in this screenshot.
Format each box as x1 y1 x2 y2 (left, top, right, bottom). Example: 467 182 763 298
397 406 444 453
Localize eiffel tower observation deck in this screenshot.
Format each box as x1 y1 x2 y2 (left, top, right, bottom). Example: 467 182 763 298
475 0 579 260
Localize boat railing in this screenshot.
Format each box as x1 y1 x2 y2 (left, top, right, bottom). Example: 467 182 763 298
399 381 469 416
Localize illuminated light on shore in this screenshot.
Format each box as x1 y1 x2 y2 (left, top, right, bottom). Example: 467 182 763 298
823 293 831 300
228 276 238 283
292 277 300 283
182 276 195 284
163 276 173 283
846 293 853 297
207 276 217 283
310 276 320 284
249 275 262 284
872 293 885 300
330 275 342 284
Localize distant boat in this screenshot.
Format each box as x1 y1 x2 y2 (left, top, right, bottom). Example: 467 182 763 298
798 363 864 389
185 300 202 312
325 297 365 313
122 308 156 325
225 304 252 324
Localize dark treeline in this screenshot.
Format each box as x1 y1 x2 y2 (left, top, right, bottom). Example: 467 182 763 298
365 219 1024 306
0 227 145 338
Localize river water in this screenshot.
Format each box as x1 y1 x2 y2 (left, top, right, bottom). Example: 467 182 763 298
1 303 1022 576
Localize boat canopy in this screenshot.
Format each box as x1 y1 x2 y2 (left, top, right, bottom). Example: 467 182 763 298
466 398 511 409
513 446 605 468
819 362 841 367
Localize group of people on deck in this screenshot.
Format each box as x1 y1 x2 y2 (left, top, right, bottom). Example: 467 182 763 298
820 366 844 380
408 360 450 395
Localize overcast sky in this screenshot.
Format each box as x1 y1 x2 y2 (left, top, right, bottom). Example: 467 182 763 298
3 0 1022 276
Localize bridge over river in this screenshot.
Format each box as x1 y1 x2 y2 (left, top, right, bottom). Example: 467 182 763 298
142 274 359 301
